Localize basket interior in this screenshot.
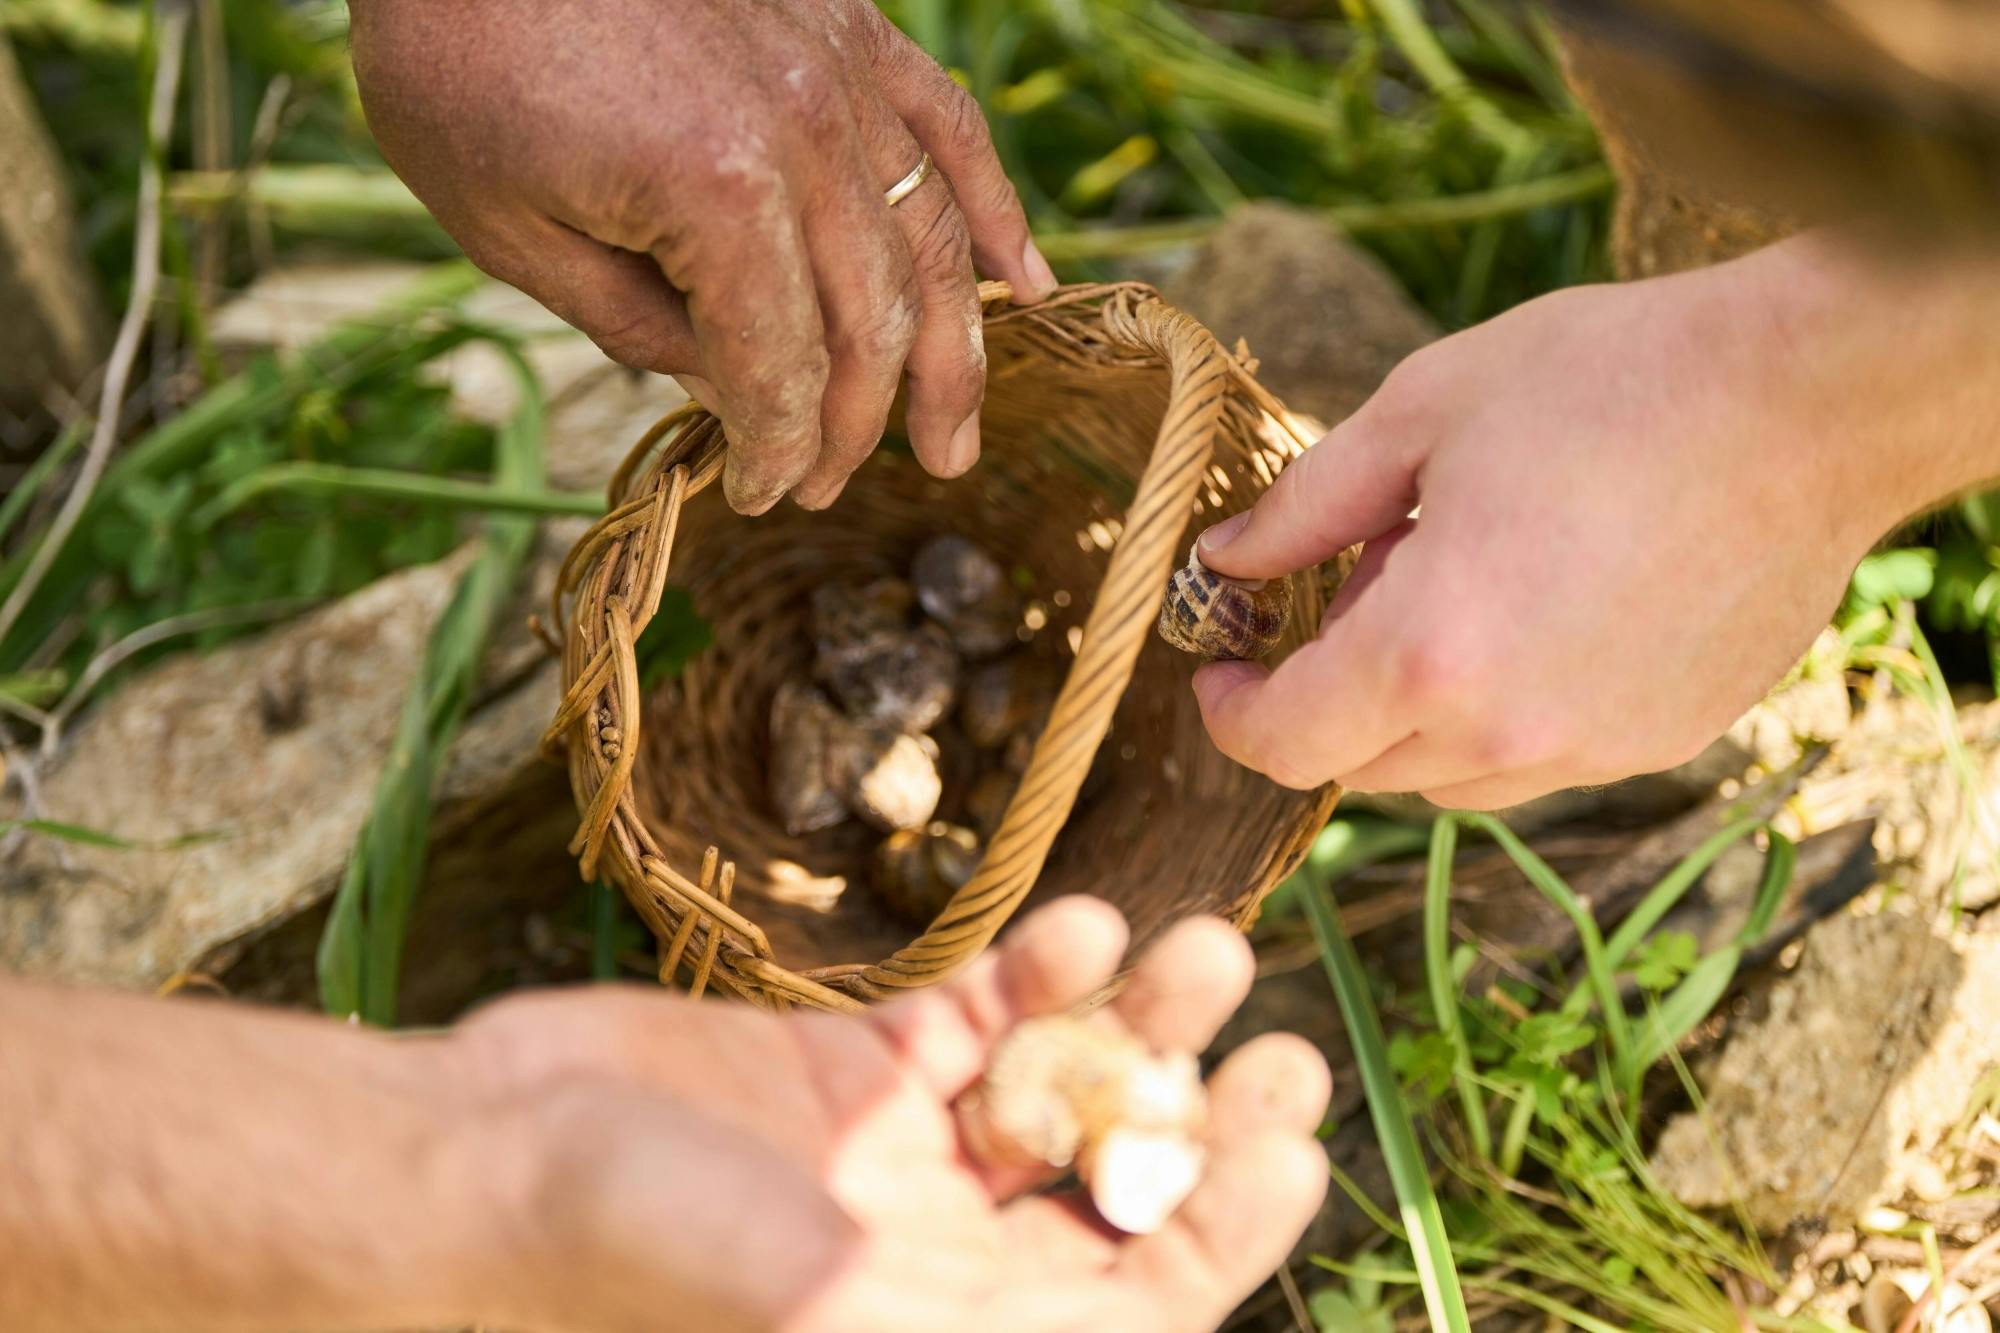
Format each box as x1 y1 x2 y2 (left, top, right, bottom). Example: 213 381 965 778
630 325 1335 974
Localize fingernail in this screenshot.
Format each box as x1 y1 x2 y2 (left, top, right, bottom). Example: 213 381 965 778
1019 240 1057 303
945 410 981 477
1198 511 1250 557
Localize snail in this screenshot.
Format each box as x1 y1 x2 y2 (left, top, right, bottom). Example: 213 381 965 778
816 600 964 732
872 821 981 923
1155 542 1291 661
810 577 914 642
958 654 1060 750
912 535 1020 660
829 721 943 834
767 682 851 836
769 681 944 835
956 1016 1207 1235
963 769 1017 840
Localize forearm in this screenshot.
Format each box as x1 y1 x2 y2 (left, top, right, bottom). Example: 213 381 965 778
0 978 501 1332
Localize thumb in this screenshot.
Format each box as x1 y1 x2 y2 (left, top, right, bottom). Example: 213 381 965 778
1197 414 1424 581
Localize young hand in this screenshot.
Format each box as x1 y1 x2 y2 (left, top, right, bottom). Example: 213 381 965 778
1194 234 2000 809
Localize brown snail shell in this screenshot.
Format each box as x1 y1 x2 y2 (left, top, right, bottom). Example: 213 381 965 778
816 617 959 734
810 577 914 643
912 535 1020 659
873 821 981 923
829 722 943 833
1156 543 1291 661
768 682 850 836
964 769 1017 840
958 654 1060 749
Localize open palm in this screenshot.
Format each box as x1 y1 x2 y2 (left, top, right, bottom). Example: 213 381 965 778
451 897 1331 1333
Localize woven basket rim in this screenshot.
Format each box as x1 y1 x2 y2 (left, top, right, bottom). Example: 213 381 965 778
546 280 1332 1013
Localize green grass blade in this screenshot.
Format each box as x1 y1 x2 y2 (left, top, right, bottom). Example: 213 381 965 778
591 884 621 982
191 463 605 528
0 419 87 552
1366 0 1535 154
0 669 67 708
1457 812 1637 1098
1303 870 1472 1333
1633 830 1797 1067
0 818 140 849
0 818 228 851
1598 815 1764 973
315 338 544 1024
1421 814 1491 1158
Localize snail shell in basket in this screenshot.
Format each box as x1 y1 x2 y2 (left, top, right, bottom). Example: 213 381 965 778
964 769 1017 841
829 721 944 834
814 582 959 734
1156 544 1291 661
873 821 981 923
912 535 1020 660
958 654 1060 750
768 682 850 836
810 577 915 642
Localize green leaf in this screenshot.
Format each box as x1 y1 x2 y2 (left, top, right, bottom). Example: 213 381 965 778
1628 930 1697 991
634 586 714 689
1388 1029 1458 1099
1847 547 1936 612
1308 1286 1395 1333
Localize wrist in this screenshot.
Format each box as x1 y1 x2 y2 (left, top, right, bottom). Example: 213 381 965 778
1727 231 2000 549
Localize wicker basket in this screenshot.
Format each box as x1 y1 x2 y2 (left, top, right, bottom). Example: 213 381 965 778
546 281 1342 1013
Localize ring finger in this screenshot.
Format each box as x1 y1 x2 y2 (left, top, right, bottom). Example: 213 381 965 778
846 91 988 485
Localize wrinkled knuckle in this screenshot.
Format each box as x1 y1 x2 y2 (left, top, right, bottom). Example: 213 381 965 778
909 196 975 277
734 347 831 440
845 286 922 366
777 54 846 138
940 82 996 159
588 310 688 375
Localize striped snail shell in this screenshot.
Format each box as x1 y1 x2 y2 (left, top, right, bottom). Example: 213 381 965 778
1156 542 1291 662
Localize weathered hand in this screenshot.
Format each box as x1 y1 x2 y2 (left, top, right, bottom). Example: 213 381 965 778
1192 233 2000 809
451 898 1331 1333
349 0 1056 514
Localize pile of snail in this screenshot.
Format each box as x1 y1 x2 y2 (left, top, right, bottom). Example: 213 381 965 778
768 532 1292 924
768 535 1061 923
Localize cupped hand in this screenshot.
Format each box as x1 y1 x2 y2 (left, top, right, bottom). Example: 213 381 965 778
1192 239 1909 810
349 0 1057 514
446 898 1331 1333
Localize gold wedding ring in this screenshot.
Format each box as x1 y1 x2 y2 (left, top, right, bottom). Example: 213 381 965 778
883 152 933 208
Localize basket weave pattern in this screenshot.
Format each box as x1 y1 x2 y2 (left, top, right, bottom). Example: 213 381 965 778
547 282 1340 1013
